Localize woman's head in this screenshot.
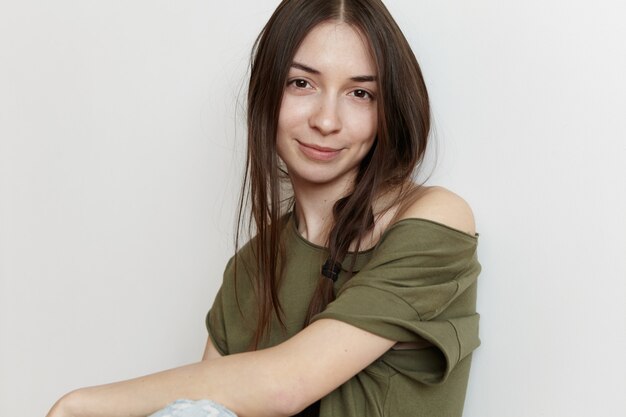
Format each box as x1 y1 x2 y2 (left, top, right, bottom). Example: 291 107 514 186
276 21 379 189
248 0 430 195
240 0 431 348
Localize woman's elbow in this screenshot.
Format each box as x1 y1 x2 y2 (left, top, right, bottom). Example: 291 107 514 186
268 379 312 417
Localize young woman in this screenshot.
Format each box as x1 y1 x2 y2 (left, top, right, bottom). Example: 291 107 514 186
46 1 480 416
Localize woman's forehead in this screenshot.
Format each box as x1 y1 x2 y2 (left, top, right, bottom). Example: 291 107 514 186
292 22 377 77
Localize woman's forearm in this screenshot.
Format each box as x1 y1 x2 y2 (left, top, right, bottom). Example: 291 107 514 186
47 350 294 417
46 319 394 417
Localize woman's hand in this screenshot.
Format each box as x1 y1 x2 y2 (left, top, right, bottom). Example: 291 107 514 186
46 390 79 417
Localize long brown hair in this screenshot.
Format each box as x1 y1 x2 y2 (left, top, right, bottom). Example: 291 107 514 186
237 0 430 349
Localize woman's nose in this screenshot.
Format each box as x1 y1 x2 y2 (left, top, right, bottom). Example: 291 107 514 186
309 96 342 136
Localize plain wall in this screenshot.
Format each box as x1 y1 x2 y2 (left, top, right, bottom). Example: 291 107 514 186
1 1 624 416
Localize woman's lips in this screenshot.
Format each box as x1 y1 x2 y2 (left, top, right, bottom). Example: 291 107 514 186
297 140 342 161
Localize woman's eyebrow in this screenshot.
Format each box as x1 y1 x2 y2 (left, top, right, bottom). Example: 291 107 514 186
291 61 377 82
351 75 377 82
291 62 320 74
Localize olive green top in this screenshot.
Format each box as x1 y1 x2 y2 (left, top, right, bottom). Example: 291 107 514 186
206 213 481 417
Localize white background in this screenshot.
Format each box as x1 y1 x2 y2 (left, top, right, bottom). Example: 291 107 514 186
1 1 625 416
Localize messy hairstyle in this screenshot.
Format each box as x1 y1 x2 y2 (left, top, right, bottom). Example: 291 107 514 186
237 0 430 349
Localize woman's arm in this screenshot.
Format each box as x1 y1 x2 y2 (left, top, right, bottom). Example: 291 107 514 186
47 186 474 417
201 337 223 361
47 319 395 417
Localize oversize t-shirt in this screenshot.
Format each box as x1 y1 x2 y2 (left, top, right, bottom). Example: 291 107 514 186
206 213 481 417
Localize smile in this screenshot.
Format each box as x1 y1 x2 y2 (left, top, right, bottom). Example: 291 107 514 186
296 140 343 162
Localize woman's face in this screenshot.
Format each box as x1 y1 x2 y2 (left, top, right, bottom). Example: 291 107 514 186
276 22 378 190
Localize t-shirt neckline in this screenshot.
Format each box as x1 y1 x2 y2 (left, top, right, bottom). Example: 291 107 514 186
288 211 478 256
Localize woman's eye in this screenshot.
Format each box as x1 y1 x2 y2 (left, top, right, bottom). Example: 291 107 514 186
351 89 373 100
290 79 310 89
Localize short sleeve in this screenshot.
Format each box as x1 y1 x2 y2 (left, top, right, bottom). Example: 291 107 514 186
312 219 481 385
205 257 236 356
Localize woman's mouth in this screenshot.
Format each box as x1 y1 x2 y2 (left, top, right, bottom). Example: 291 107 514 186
296 140 342 162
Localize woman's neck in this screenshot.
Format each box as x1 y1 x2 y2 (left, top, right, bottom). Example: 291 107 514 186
291 180 415 250
291 177 353 246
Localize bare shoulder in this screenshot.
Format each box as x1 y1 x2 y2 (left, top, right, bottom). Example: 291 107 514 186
397 186 476 236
